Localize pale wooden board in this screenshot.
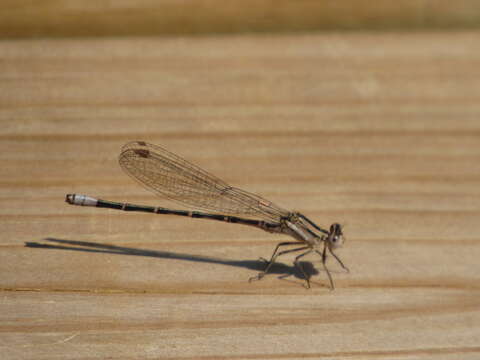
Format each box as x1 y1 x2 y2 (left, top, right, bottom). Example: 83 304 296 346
1 31 479 359
2 0 480 38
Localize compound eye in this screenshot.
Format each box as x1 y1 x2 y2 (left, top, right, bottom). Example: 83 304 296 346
330 223 342 234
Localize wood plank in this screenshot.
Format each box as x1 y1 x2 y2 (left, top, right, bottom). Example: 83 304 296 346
2 0 480 38
1 31 479 359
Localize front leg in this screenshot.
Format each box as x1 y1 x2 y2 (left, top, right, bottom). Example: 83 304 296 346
328 247 350 273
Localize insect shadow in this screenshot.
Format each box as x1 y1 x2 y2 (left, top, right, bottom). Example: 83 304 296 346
25 238 319 282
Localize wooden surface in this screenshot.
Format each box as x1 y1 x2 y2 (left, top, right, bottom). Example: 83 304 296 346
1 31 480 359
3 0 480 38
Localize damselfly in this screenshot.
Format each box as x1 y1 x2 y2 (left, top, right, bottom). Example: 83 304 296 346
66 141 348 289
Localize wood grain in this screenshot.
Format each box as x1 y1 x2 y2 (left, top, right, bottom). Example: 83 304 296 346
1 31 479 359
2 0 480 38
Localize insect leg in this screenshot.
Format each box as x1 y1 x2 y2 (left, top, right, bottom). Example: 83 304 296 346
249 243 307 283
293 249 314 288
316 245 335 290
328 247 349 273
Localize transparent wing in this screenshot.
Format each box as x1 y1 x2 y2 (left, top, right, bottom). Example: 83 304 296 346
118 141 289 222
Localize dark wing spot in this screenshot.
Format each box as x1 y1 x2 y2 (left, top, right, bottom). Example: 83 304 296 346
134 149 150 158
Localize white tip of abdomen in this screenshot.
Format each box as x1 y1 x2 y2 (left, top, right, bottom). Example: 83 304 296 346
65 194 98 207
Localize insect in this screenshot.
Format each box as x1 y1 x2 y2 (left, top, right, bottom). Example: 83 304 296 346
66 141 348 289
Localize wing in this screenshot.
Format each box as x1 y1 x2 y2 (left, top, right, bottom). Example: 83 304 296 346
118 141 289 222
